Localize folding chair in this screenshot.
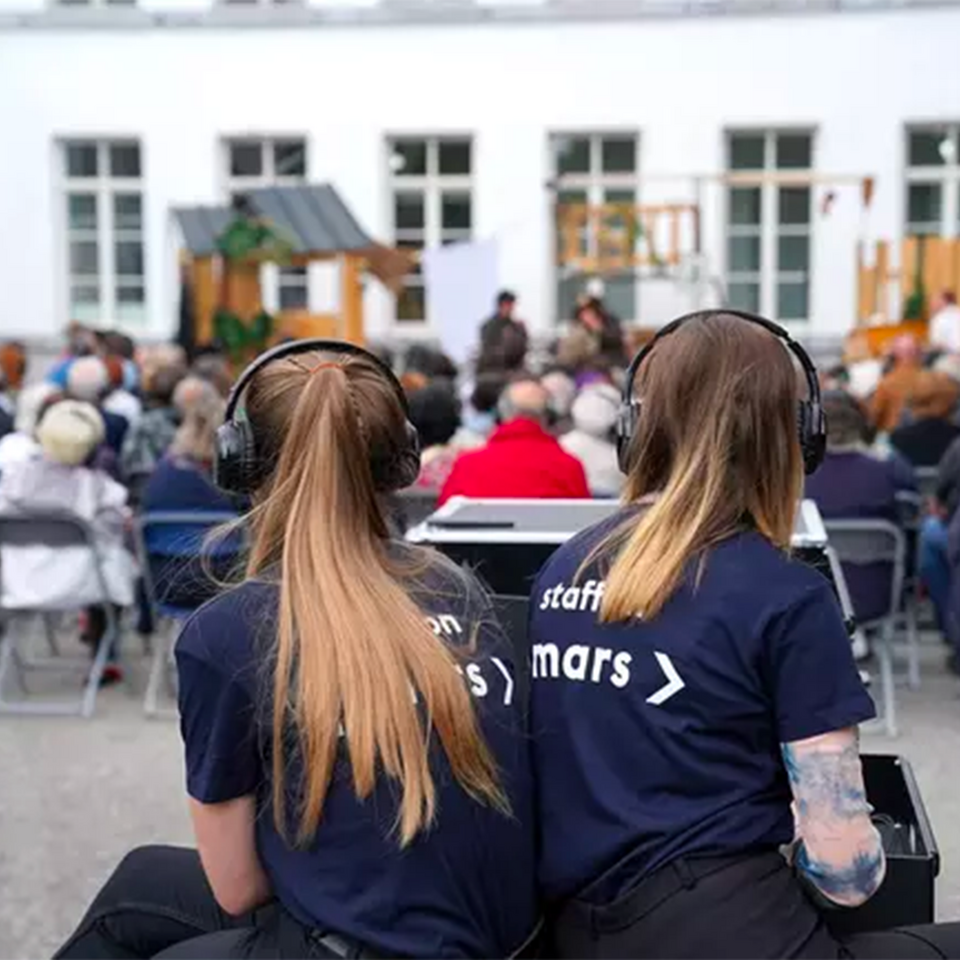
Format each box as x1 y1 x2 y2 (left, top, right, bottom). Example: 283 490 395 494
895 490 926 683
0 511 120 717
136 511 239 718
823 519 908 737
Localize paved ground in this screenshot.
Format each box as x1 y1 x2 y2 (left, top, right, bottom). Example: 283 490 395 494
1 640 958 960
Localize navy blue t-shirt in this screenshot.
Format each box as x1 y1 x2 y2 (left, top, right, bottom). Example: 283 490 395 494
176 551 537 958
529 508 876 906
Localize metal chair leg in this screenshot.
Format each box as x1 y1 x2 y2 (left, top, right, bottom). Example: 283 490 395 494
905 605 921 690
42 613 61 657
877 623 898 738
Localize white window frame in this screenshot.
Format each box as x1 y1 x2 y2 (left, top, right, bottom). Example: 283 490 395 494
550 131 642 323
61 138 146 326
386 135 474 325
51 0 136 8
724 128 815 324
222 136 310 311
904 123 960 238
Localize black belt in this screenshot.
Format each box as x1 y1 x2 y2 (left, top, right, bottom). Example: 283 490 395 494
314 920 544 959
557 851 782 937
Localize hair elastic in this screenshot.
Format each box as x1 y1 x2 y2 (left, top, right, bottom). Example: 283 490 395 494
309 361 345 375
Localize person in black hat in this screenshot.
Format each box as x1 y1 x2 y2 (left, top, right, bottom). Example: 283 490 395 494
479 290 528 371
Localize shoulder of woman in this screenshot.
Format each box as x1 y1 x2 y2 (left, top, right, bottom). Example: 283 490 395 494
176 581 276 665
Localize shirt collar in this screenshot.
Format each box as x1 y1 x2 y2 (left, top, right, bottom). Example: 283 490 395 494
490 418 550 442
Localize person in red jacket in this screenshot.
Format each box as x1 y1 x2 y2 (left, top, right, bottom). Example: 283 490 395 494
439 378 590 505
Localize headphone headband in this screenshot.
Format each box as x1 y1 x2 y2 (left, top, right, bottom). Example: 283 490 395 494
215 338 421 496
223 338 409 424
621 309 821 410
616 308 825 477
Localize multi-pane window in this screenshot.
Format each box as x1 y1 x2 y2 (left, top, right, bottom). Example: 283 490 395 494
63 140 145 324
551 132 640 322
905 125 960 237
725 130 813 322
387 136 473 323
54 0 135 7
224 137 309 310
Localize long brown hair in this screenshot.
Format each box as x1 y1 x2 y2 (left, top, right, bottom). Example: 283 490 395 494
242 348 504 846
597 313 804 622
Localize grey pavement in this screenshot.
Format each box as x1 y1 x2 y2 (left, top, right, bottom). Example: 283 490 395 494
1 642 959 960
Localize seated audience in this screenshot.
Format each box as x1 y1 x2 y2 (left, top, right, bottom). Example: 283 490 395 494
46 323 98 390
870 335 924 434
805 391 916 625
67 356 129 456
406 381 462 492
0 382 58 471
890 370 960 467
120 365 188 483
844 330 884 401
102 355 143 429
141 385 240 610
560 383 624 497
439 378 589 505
541 370 577 435
929 289 960 356
452 372 505 451
190 352 234 399
557 297 626 373
0 401 138 663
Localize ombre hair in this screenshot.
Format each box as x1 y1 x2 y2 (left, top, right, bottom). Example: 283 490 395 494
594 313 805 622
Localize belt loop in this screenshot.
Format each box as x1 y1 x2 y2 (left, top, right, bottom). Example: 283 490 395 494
673 858 697 890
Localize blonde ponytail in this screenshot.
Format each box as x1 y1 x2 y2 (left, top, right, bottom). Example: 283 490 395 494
245 359 505 846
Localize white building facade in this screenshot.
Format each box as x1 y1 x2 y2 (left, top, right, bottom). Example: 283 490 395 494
2 0 960 345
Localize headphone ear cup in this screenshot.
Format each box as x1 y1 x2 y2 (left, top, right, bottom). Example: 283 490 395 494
616 400 641 475
798 401 826 476
374 420 422 492
214 421 257 495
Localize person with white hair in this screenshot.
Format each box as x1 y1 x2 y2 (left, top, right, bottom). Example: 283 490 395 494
0 400 138 679
67 356 130 455
560 383 624 497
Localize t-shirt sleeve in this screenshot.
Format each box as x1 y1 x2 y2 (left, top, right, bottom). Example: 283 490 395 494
764 580 876 743
175 616 261 804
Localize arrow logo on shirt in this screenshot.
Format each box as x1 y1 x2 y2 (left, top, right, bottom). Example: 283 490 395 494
646 652 685 706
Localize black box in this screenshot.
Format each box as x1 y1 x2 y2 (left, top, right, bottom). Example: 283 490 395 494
828 754 940 935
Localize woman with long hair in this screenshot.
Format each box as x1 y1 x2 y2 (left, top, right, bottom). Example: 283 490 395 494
529 311 960 958
56 340 537 959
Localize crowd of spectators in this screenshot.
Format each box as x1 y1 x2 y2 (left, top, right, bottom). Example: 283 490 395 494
5 287 960 683
806 291 960 677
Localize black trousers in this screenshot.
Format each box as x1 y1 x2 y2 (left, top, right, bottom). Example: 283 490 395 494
54 846 334 960
550 851 960 960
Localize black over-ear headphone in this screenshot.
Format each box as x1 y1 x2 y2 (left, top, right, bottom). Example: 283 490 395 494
215 339 422 495
616 309 826 477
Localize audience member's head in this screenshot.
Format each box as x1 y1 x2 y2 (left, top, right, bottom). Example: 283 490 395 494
823 391 871 450
541 370 577 421
14 382 58 436
496 290 517 319
889 335 921 368
169 384 225 465
102 330 136 361
36 400 105 467
404 345 458 381
173 375 215 420
0 342 27 392
407 381 461 450
933 289 957 314
570 383 620 441
145 364 186 410
909 371 960 422
497 378 549 427
141 344 188 393
933 353 960 384
576 298 606 332
191 353 233 399
64 322 97 359
103 355 126 392
67 356 109 405
470 372 508 416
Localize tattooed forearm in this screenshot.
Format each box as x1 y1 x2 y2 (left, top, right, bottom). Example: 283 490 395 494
781 729 886 907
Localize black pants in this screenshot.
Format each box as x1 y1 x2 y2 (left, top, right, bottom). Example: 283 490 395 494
550 851 960 960
54 846 334 960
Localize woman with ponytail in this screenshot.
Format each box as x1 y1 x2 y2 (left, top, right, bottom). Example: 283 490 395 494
56 342 537 960
529 312 960 958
